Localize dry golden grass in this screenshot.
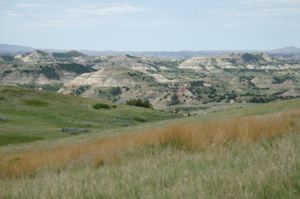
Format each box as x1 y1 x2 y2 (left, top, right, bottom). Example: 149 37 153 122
1 109 299 178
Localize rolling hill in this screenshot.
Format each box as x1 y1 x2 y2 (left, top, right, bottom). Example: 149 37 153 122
0 85 180 146
1 84 300 198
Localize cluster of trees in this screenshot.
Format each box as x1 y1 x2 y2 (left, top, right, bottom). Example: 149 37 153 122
40 66 60 79
241 53 263 62
126 98 153 108
109 87 122 96
17 63 94 80
75 85 90 95
273 76 291 84
190 80 204 87
0 55 15 62
169 94 180 105
3 70 13 76
57 63 95 74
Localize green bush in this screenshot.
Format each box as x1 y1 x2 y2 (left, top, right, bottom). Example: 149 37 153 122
126 98 153 108
93 103 110 109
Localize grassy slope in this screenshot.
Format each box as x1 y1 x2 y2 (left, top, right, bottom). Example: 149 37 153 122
0 85 177 146
1 85 300 198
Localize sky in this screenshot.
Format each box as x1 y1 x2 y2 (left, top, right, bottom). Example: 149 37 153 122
0 0 300 51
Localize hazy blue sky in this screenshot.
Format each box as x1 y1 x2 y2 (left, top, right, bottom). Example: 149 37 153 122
0 0 299 51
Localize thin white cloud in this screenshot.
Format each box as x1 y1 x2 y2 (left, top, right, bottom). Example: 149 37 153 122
6 12 23 17
223 23 234 28
211 8 300 16
66 6 147 16
239 0 300 5
17 3 42 8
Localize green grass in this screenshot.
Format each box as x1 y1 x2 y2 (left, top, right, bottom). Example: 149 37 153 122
24 100 49 107
0 134 44 146
2 85 300 198
0 85 176 145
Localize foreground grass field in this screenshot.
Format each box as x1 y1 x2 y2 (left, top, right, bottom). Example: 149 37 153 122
1 85 300 198
2 133 300 198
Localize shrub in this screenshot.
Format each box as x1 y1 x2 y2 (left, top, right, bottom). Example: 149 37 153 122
127 115 134 119
146 116 153 121
190 80 204 87
133 116 147 122
93 103 110 109
126 98 153 108
169 94 180 105
123 122 131 126
83 123 91 126
61 127 89 135
0 117 7 122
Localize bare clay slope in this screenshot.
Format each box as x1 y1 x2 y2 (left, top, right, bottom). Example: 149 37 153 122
179 52 300 71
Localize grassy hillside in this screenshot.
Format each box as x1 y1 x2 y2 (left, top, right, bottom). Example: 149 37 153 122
0 85 179 146
1 85 300 198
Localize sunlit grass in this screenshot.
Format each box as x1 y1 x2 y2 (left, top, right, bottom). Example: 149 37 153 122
1 109 299 178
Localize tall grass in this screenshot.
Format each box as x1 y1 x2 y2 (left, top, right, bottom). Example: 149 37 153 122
1 109 299 178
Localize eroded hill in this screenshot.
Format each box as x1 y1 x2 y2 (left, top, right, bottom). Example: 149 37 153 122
1 50 300 114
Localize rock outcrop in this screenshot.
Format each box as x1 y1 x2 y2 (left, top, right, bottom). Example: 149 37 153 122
178 53 300 71
91 55 158 72
68 66 156 87
0 70 77 85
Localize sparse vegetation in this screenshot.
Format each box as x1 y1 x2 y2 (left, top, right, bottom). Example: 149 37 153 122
61 127 89 135
52 51 86 59
17 83 63 92
242 53 264 62
0 116 7 122
0 55 15 62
